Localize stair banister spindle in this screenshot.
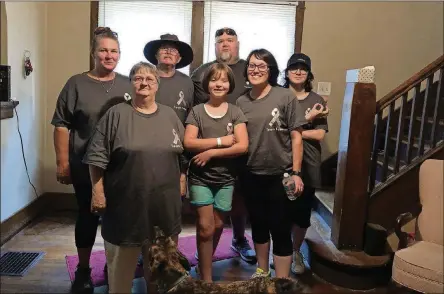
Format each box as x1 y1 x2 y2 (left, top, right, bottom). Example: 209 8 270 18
418 75 433 156
430 67 443 148
381 102 394 182
406 85 421 164
394 94 408 174
369 112 382 192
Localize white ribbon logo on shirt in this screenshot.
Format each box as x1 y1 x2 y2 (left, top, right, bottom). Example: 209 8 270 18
269 108 282 127
177 91 186 106
172 129 180 145
226 123 233 135
124 93 131 101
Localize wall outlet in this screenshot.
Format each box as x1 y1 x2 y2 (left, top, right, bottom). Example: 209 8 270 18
317 82 331 96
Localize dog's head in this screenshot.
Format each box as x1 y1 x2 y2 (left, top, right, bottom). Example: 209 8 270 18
148 227 191 281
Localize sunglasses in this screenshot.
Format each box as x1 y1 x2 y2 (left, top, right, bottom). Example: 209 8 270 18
94 26 118 38
215 28 237 38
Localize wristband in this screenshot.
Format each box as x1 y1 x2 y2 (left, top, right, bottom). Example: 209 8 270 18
291 170 301 177
217 137 222 147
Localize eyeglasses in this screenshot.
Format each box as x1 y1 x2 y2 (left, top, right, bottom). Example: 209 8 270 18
94 26 118 38
247 63 268 72
288 68 308 74
159 47 179 55
215 28 237 38
132 76 158 85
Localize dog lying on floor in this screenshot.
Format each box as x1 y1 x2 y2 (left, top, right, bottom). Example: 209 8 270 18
147 227 306 294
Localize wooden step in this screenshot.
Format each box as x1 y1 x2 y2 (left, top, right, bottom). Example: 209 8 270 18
313 189 334 228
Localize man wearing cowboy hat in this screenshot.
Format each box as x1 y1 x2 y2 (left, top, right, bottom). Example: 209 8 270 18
143 33 194 124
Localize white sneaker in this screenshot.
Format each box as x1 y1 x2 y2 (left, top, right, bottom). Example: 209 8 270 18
291 251 305 274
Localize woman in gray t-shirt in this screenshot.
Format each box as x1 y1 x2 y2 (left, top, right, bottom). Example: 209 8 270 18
236 49 306 279
51 27 132 293
83 62 186 293
184 63 248 283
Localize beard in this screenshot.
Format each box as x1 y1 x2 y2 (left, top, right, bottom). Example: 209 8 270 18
218 51 232 62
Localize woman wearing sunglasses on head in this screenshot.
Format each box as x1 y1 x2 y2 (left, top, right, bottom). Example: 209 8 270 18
51 27 131 294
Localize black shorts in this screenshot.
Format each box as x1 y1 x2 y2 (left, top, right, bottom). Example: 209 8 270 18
288 186 316 229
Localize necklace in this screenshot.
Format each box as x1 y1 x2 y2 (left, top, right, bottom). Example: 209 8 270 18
98 76 115 93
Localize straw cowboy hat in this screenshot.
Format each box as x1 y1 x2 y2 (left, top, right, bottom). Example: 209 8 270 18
143 34 194 69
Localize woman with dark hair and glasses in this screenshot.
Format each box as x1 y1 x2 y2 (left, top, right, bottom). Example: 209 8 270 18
236 49 307 279
283 53 328 274
51 27 131 294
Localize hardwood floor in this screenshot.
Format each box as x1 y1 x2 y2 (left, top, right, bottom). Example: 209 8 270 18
1 211 409 293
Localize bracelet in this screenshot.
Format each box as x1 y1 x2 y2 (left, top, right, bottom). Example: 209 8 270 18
216 137 222 147
291 170 301 177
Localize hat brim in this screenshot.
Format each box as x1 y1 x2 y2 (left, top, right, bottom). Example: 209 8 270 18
286 60 311 72
143 39 194 69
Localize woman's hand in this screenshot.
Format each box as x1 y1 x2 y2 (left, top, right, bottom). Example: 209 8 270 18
56 161 72 185
220 135 236 147
91 192 106 215
192 150 215 167
292 175 304 196
180 173 187 197
306 103 329 121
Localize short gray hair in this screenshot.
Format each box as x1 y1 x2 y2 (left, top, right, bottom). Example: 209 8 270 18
129 62 159 84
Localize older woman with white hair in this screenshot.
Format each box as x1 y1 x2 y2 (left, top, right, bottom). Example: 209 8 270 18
82 61 186 293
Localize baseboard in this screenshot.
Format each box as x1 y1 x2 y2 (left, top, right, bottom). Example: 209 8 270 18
1 195 46 245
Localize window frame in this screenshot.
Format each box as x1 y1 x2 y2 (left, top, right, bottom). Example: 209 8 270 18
90 1 305 74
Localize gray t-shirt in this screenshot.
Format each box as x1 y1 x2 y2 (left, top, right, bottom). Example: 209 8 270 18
191 59 248 105
51 72 132 183
185 103 247 187
83 102 184 246
156 71 194 125
297 92 329 188
236 86 307 176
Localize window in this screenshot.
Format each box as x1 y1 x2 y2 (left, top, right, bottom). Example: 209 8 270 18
98 1 192 76
203 1 296 72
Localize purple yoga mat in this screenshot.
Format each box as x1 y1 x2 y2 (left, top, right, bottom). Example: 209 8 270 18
65 228 253 287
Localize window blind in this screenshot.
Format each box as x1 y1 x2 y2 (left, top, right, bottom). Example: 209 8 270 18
203 1 297 73
98 1 193 76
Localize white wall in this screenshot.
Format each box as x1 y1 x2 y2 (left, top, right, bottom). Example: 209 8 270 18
1 2 47 222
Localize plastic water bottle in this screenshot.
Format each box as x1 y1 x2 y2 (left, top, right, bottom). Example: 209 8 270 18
283 173 297 201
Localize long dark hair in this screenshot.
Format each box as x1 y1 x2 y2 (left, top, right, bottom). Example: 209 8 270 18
244 49 280 87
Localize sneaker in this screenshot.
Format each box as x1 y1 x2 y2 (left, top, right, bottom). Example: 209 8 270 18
231 237 257 264
251 267 271 279
137 253 143 266
194 251 199 260
291 251 306 274
71 266 93 294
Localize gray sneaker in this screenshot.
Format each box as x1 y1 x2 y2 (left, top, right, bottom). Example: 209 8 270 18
291 251 306 274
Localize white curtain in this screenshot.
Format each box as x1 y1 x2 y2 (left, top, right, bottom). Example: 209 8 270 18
98 1 193 76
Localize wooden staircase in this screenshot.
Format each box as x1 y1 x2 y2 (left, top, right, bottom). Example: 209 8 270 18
307 55 444 290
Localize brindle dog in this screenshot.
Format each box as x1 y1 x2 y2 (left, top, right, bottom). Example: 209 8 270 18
147 227 306 294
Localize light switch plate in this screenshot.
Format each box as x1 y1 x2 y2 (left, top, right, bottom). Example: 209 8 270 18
317 82 331 96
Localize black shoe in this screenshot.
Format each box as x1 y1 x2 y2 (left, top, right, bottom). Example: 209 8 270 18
137 253 143 266
71 266 93 294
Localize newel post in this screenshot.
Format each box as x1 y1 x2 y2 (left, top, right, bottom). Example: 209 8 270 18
331 66 376 250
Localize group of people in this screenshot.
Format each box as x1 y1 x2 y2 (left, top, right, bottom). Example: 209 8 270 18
51 26 328 294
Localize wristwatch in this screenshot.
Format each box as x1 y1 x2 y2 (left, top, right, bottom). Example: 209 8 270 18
291 170 301 177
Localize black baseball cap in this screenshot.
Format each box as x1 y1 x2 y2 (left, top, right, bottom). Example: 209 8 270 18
286 53 311 71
